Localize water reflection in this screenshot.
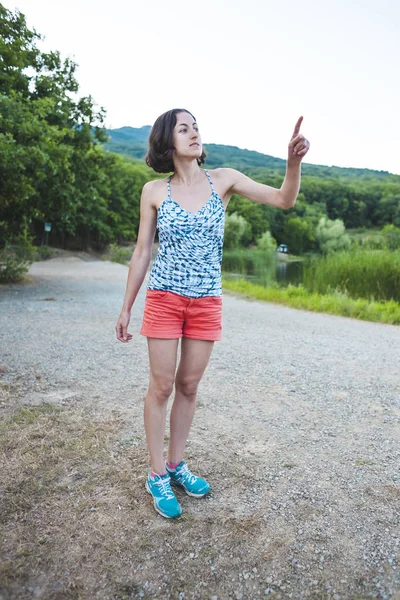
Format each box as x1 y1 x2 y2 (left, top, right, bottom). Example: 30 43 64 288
222 251 304 287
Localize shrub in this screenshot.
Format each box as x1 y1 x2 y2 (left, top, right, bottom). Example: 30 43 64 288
315 217 351 254
105 243 133 265
382 224 400 250
224 213 252 249
256 231 277 253
0 250 29 282
0 234 36 283
35 245 56 260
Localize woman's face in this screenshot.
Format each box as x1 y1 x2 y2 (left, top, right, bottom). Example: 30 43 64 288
172 111 202 160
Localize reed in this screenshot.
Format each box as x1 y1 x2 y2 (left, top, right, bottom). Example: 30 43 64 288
303 249 400 302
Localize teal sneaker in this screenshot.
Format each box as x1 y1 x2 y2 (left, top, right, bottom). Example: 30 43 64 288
145 471 182 519
165 461 210 497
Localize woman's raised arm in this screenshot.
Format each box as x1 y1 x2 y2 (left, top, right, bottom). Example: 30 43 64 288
223 116 310 210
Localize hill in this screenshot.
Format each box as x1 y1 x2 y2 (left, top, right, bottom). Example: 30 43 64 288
103 126 400 183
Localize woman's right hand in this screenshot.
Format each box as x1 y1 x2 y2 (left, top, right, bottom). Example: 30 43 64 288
115 311 133 343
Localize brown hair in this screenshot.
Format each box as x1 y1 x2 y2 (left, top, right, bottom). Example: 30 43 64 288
145 108 206 173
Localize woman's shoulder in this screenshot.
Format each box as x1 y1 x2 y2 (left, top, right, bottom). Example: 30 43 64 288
141 177 169 209
143 177 169 191
205 167 240 186
142 177 169 197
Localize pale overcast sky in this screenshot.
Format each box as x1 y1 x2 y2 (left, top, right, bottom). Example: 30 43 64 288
7 0 400 174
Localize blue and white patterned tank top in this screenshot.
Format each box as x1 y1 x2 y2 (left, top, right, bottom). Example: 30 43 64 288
147 170 225 298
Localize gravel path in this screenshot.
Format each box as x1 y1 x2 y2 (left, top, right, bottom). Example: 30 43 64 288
1 254 399 600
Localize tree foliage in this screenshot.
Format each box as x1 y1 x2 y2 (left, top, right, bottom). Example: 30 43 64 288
283 217 315 254
1 5 400 258
315 217 351 254
381 224 400 250
224 213 251 249
0 4 154 250
256 230 277 253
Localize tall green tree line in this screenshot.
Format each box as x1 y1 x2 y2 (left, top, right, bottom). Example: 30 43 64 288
0 4 153 250
1 4 399 253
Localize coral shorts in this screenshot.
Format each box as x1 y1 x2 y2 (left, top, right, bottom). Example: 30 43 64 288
140 290 223 341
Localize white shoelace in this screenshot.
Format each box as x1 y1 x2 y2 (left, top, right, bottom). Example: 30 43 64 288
154 477 174 500
178 463 198 485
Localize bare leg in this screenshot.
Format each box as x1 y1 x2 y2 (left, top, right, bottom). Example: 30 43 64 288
167 337 214 465
144 338 179 475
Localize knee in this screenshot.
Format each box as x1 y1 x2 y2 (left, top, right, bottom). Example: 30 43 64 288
175 377 198 398
150 378 174 403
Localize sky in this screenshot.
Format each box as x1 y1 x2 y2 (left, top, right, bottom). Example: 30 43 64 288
6 0 400 174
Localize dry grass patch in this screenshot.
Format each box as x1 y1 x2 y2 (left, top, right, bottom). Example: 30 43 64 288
0 401 315 599
0 401 149 598
1 399 396 599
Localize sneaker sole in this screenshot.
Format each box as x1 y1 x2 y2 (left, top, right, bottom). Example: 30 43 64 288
145 480 182 519
170 479 210 498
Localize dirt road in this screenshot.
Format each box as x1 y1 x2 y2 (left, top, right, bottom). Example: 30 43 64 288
0 254 399 599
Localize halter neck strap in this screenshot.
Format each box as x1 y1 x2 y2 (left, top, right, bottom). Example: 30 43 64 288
204 170 215 193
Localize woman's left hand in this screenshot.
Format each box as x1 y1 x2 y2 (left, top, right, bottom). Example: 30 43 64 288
288 116 310 163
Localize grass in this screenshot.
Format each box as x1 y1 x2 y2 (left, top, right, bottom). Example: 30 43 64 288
222 278 400 325
303 249 400 302
0 401 148 595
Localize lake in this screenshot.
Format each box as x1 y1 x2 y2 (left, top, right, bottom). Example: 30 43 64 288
222 250 304 287
222 248 400 303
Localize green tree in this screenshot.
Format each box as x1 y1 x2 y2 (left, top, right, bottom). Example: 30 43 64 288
374 194 400 228
0 4 108 248
224 212 251 249
283 217 315 254
315 217 351 254
256 230 277 252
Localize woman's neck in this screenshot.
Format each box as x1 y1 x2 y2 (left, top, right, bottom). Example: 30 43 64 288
171 159 203 187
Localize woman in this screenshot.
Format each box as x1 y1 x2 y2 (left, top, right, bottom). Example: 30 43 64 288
115 108 310 518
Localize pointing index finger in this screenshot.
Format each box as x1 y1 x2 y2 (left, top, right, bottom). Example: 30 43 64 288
291 116 303 139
